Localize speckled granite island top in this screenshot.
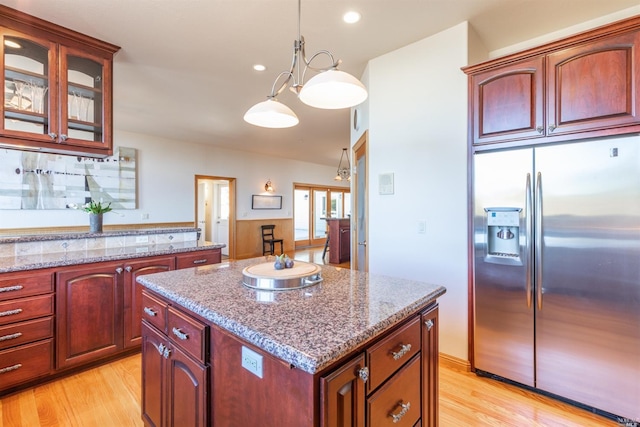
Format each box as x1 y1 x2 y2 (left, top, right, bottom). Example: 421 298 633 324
137 257 446 374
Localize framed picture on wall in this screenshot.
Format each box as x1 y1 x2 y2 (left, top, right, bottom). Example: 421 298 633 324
252 195 282 209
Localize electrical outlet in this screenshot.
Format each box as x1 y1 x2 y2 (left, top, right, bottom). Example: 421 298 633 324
417 220 427 234
136 235 149 244
241 346 263 378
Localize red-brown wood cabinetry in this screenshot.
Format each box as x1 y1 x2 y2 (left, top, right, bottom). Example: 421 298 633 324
466 16 640 147
124 256 175 349
0 270 54 391
0 5 119 157
328 218 351 264
56 261 124 369
141 295 209 427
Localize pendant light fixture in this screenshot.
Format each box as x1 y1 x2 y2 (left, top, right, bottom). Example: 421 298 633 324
243 0 368 128
334 148 351 181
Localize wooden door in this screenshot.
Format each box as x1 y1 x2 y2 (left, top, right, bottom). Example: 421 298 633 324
471 56 544 145
56 261 123 369
353 133 368 272
320 354 366 427
124 256 175 349
546 30 640 137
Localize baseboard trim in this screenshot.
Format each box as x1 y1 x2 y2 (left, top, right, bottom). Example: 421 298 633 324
439 353 471 372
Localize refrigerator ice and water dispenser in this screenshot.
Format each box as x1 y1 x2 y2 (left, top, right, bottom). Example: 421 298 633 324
485 208 521 259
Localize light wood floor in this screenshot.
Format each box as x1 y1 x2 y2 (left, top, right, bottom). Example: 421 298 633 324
0 354 617 427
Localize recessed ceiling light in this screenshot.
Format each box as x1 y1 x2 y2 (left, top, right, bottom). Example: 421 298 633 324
343 11 361 24
253 64 266 71
4 40 21 49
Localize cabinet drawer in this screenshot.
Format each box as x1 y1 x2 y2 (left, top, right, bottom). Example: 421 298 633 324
0 271 53 301
176 250 221 269
0 339 54 392
367 315 421 391
0 294 54 326
167 307 207 363
142 291 168 332
368 354 421 427
0 316 54 351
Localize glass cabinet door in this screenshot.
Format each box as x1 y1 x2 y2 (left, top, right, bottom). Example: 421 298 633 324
1 30 57 142
59 45 111 149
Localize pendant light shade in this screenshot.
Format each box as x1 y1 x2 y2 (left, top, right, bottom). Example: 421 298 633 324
243 0 367 127
243 98 299 128
299 69 368 109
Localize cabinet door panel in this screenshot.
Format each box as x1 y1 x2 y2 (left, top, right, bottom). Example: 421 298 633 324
0 29 58 144
141 322 165 427
321 354 366 427
421 305 439 427
547 31 640 136
58 45 112 153
167 345 208 427
124 256 174 348
56 263 122 368
471 56 544 145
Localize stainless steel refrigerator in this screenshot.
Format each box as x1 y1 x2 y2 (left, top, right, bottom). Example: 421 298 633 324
473 135 640 421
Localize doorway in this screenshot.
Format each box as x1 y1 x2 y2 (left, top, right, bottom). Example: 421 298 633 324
353 132 368 272
195 175 236 259
293 184 351 248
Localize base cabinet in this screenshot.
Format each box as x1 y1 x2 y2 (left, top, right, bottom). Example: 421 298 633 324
328 218 350 264
56 261 124 369
124 257 175 348
141 295 209 427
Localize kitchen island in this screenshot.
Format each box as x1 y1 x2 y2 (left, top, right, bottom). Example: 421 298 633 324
137 257 446 427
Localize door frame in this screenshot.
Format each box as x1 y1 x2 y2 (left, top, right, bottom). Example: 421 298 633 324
353 131 368 272
194 175 236 260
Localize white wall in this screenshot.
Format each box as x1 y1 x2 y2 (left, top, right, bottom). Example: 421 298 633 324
1 130 347 229
362 22 471 360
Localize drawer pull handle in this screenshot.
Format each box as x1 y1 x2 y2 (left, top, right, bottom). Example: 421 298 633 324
144 307 157 317
0 332 22 342
391 343 412 360
0 363 22 375
425 319 434 331
192 259 208 264
0 308 23 317
390 401 411 423
172 327 189 340
0 285 24 293
357 366 369 383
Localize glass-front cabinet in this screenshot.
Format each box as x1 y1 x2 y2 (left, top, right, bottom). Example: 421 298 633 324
60 46 111 151
1 31 57 144
0 5 118 157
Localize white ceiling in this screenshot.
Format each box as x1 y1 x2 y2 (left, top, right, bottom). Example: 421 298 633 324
3 0 639 167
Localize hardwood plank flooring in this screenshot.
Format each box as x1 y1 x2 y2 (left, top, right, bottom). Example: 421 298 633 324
1 354 617 426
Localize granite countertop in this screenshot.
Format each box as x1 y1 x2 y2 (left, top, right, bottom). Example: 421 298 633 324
0 227 200 244
137 258 446 374
0 241 225 273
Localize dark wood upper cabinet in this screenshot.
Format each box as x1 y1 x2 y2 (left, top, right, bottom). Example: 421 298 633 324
546 30 640 136
465 15 640 148
471 57 544 145
0 4 119 157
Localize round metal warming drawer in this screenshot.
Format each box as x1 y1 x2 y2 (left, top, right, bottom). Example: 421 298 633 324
242 261 323 291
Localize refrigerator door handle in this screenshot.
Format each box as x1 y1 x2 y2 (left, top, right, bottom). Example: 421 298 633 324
525 173 533 308
535 171 543 310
